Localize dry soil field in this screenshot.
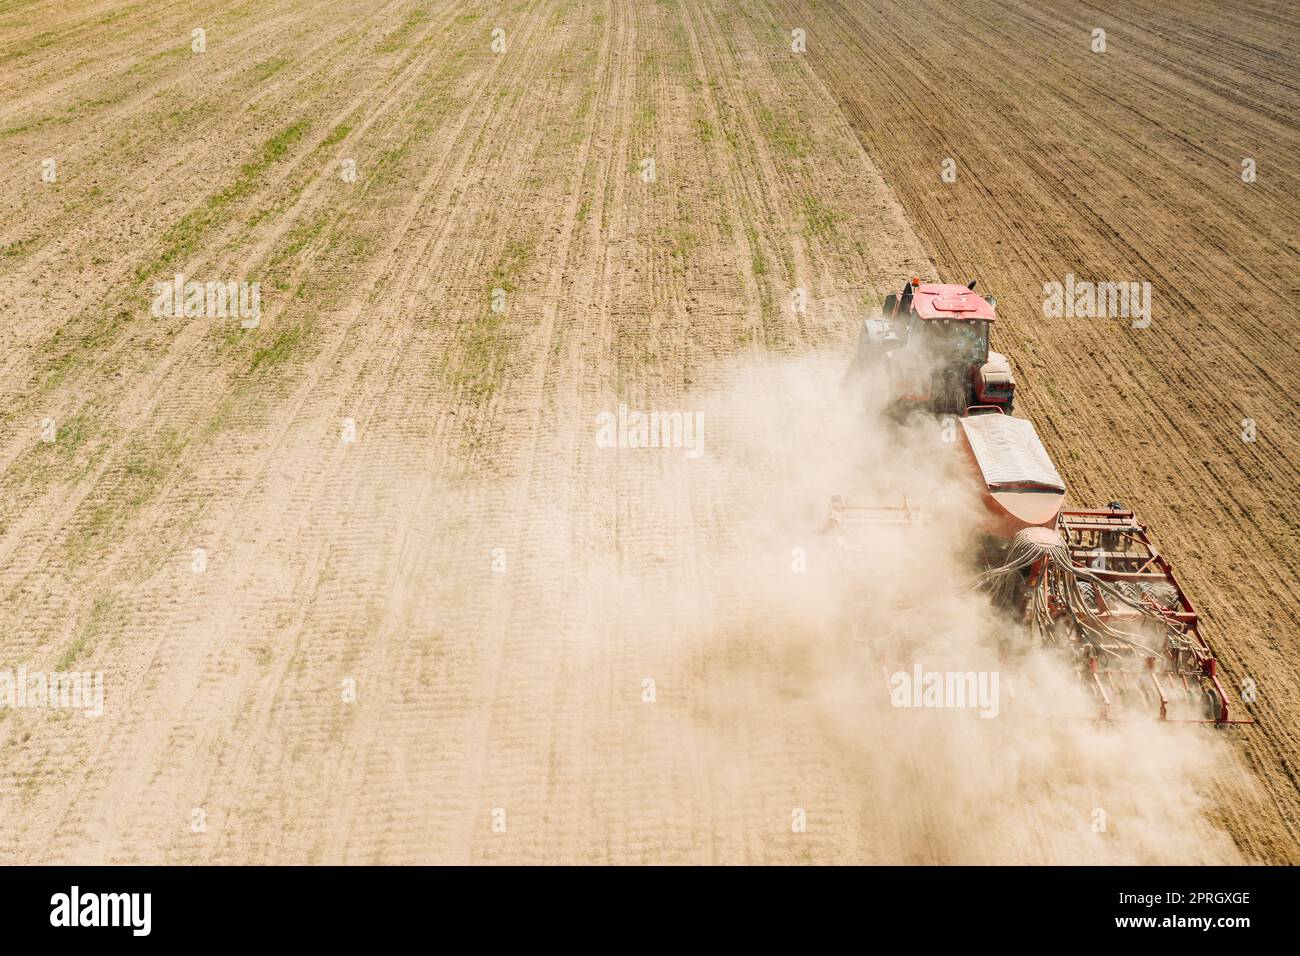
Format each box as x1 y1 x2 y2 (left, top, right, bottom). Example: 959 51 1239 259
0 0 1296 864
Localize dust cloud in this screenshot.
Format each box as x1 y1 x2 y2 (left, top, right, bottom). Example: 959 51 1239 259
599 348 1244 864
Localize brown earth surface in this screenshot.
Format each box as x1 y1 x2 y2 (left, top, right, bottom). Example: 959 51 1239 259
0 0 1295 863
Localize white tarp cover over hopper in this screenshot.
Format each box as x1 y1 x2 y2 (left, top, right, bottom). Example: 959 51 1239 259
959 414 1065 492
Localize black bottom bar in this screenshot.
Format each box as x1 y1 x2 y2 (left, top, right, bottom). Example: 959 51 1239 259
0 865 1289 942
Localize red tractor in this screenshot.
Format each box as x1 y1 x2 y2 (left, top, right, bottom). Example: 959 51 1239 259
853 278 1015 415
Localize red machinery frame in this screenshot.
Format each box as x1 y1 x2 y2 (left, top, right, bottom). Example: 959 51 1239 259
1057 508 1250 725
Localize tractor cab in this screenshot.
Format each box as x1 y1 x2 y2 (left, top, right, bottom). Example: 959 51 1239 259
858 278 1015 415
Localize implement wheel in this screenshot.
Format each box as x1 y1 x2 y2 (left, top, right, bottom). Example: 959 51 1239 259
1203 685 1223 723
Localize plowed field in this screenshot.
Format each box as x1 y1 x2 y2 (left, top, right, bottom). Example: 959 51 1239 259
0 0 1295 864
